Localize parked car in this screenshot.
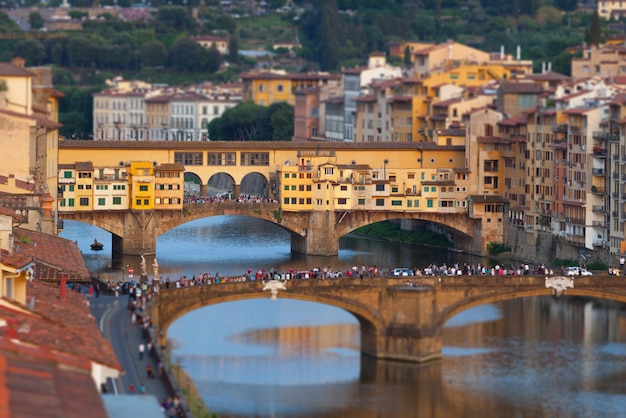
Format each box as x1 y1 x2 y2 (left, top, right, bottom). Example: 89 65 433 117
565 266 593 276
393 268 412 276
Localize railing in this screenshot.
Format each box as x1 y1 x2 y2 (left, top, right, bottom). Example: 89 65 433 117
592 220 606 228
592 205 606 212
593 131 619 141
565 217 585 225
593 239 608 247
592 168 606 175
593 148 608 157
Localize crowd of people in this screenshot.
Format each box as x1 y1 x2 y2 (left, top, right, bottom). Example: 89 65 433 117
183 194 278 204
101 262 578 294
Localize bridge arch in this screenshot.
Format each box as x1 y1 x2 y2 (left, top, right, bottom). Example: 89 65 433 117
438 288 626 328
156 286 386 353
207 172 236 196
240 172 268 196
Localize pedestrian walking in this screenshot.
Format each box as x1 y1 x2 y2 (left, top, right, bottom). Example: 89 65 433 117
620 256 625 273
129 384 135 394
146 363 153 379
138 343 145 360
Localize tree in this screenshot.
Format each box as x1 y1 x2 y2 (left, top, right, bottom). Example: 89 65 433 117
28 11 44 30
211 102 265 140
228 35 239 63
266 102 294 140
141 40 168 67
587 11 602 45
14 39 45 65
168 38 205 72
403 45 411 67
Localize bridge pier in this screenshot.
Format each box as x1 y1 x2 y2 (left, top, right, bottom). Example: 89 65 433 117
362 324 442 363
116 211 158 255
290 211 339 256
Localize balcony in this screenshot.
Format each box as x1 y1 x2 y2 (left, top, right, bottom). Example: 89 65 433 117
593 148 608 158
592 220 606 228
553 124 568 133
593 131 619 141
593 239 608 247
565 217 585 225
592 168 606 175
622 212 626 219
592 205 606 212
566 233 585 246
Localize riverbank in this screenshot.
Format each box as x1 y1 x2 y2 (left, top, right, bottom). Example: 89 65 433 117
353 221 452 248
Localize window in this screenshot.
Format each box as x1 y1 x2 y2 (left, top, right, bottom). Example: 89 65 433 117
208 153 236 166
174 152 203 166
98 198 105 206
284 173 290 178
427 199 433 208
391 200 402 206
139 185 148 192
241 152 269 166
376 184 385 191
375 199 385 206
113 197 122 205
144 199 150 205
358 198 365 205
79 197 89 206
284 198 289 204
324 167 334 175
68 198 74 207
338 198 347 204
63 171 72 178
284 185 290 191
136 199 141 206
340 185 348 191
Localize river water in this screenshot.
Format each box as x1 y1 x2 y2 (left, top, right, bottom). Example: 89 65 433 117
61 217 626 418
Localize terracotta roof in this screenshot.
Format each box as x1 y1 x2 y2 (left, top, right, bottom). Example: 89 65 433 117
500 82 543 94
0 250 33 271
12 228 89 282
0 337 108 418
0 108 62 130
75 161 94 171
439 128 465 136
22 281 119 369
469 194 509 203
155 163 184 171
524 71 570 82
355 94 376 102
0 62 32 77
241 72 340 81
499 115 527 126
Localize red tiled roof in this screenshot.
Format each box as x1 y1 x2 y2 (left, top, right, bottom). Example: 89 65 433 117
12 228 89 281
0 62 32 77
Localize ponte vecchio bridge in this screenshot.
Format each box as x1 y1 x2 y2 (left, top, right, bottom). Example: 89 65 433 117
152 275 626 363
58 141 502 256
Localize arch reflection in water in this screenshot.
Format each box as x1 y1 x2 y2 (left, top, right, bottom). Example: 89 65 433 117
170 296 626 418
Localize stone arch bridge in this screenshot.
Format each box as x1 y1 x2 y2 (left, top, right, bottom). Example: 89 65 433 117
61 202 480 256
151 275 626 363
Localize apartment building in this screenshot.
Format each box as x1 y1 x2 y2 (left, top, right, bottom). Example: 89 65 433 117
571 43 626 79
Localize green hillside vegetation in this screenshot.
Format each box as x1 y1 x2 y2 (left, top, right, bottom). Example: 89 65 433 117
0 0 610 138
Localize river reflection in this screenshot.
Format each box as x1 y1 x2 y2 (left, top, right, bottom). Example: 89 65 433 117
169 297 626 418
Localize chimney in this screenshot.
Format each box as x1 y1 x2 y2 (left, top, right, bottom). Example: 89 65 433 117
60 272 67 300
11 57 25 68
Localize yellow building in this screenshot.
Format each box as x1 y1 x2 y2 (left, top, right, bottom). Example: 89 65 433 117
74 161 95 212
241 71 341 106
129 161 155 210
0 215 33 305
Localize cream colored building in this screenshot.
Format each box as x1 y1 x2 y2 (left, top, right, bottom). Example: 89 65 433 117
598 0 626 20
571 44 626 79
0 58 61 235
154 163 184 210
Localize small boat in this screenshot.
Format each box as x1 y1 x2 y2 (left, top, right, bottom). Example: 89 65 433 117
91 239 104 251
